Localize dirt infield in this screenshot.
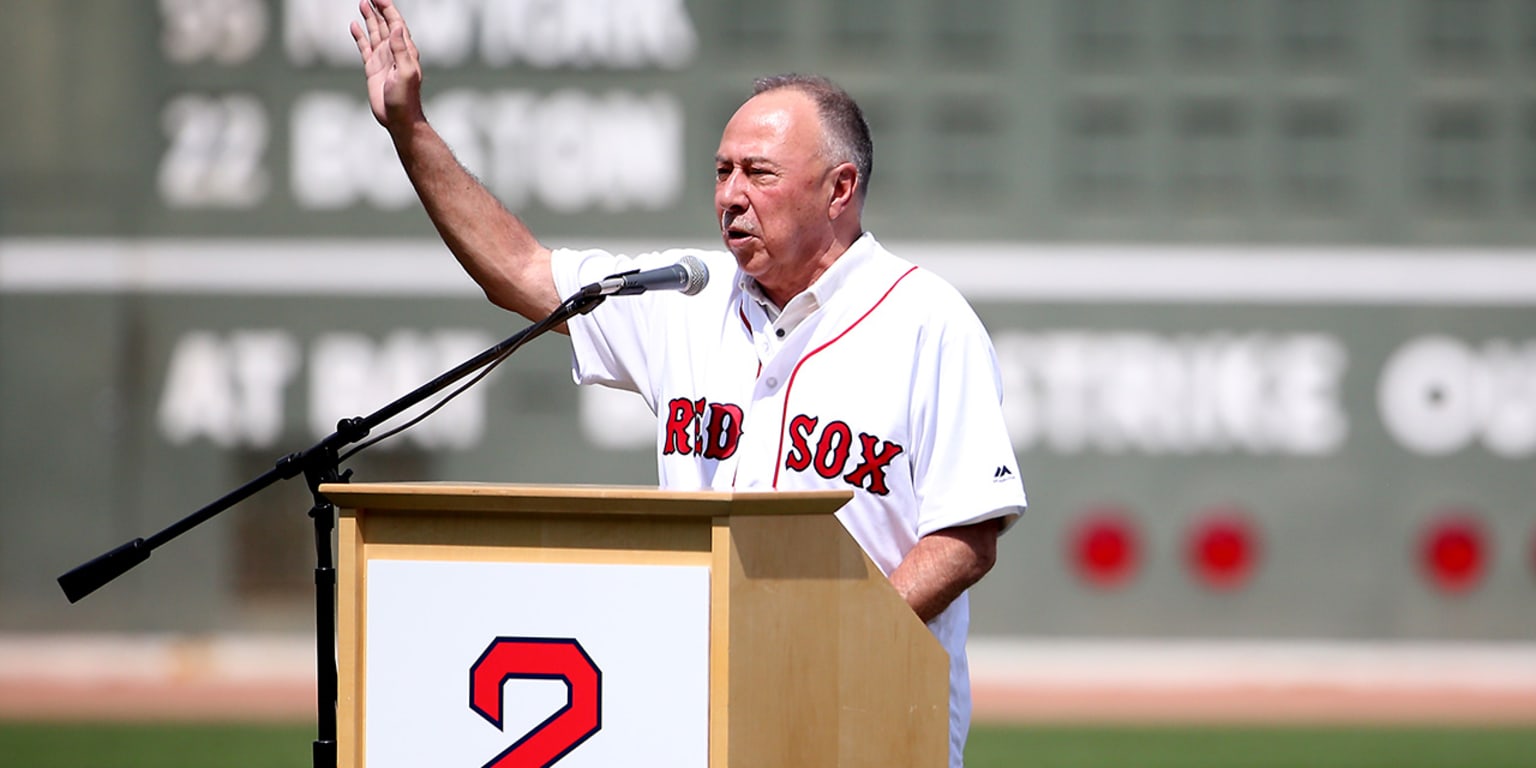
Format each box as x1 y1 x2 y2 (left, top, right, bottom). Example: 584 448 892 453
6 682 1535 725
6 685 1529 724
3 634 1534 725
6 681 1534 726
970 684 1536 726
0 680 317 722
967 638 1536 725
0 634 317 722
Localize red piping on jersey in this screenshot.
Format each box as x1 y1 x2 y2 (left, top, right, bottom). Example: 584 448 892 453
731 303 757 488
770 265 920 489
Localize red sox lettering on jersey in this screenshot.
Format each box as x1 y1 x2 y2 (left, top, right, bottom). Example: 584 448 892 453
662 397 743 460
664 397 904 496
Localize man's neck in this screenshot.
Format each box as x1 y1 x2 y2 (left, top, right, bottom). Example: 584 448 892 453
759 228 865 307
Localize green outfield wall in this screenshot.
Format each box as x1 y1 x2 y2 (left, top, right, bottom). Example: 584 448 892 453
2 1 1533 639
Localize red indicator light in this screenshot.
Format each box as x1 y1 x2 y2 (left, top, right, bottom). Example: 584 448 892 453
1070 508 1139 588
1188 509 1259 591
1421 512 1485 594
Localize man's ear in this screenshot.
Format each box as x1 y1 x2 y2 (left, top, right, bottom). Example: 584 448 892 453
827 162 860 220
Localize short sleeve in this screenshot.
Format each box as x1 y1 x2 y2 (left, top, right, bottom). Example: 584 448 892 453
906 286 1028 537
549 247 677 409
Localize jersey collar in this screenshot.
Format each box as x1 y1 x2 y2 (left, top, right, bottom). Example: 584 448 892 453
737 232 878 339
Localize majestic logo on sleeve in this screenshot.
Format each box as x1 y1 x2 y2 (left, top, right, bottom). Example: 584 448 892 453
664 397 743 459
784 414 905 495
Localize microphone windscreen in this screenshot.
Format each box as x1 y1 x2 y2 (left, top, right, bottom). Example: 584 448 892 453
677 254 709 296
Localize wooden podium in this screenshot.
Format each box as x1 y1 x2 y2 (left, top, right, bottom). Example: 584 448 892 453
322 482 948 768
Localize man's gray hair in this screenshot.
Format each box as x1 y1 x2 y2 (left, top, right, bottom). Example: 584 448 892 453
752 73 873 199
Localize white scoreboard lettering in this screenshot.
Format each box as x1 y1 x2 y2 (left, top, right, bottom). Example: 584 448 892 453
1378 335 1536 458
289 90 683 213
156 0 696 213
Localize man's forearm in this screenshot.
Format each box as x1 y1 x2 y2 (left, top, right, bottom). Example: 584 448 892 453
888 518 1003 623
390 120 559 320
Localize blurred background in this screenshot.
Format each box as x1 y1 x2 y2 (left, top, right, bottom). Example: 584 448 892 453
2 0 1534 746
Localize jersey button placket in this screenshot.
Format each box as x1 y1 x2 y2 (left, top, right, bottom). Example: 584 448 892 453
736 374 788 487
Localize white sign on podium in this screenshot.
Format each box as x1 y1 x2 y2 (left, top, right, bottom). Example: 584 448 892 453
365 559 710 768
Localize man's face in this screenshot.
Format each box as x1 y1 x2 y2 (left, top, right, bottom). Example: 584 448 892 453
714 90 838 294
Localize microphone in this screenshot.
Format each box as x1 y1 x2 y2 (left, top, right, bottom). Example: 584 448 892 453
586 254 709 297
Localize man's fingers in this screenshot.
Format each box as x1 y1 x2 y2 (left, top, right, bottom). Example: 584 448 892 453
377 0 408 35
370 0 416 66
388 22 410 62
349 20 370 58
401 21 420 61
360 0 384 47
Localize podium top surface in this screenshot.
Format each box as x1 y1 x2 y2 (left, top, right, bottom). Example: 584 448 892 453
320 482 853 518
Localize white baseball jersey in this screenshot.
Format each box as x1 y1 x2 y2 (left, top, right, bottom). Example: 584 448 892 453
551 232 1027 768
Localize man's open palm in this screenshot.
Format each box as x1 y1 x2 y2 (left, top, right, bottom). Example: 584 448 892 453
350 0 422 128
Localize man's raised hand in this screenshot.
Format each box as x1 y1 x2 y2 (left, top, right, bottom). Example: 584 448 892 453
349 0 424 130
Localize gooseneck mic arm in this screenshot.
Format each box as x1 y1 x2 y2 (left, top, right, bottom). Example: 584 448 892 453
55 286 607 768
56 286 605 603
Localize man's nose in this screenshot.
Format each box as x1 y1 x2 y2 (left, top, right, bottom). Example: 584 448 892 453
716 170 747 212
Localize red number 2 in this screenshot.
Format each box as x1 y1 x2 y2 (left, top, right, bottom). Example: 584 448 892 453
469 637 603 768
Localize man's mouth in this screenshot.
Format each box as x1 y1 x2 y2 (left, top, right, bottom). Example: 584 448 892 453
722 218 756 243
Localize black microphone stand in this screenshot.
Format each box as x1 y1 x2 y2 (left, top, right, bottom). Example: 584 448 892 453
56 288 607 768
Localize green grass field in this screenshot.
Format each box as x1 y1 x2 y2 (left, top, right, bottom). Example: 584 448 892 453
966 724 1536 767
0 721 1531 767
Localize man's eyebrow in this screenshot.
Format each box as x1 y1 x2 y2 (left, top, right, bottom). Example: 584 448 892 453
715 154 776 167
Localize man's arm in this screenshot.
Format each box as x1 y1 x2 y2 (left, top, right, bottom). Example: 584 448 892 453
351 0 560 322
888 517 1007 623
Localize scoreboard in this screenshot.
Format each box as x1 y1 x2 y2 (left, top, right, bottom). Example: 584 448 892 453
2 1 1535 642
12 0 1536 243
